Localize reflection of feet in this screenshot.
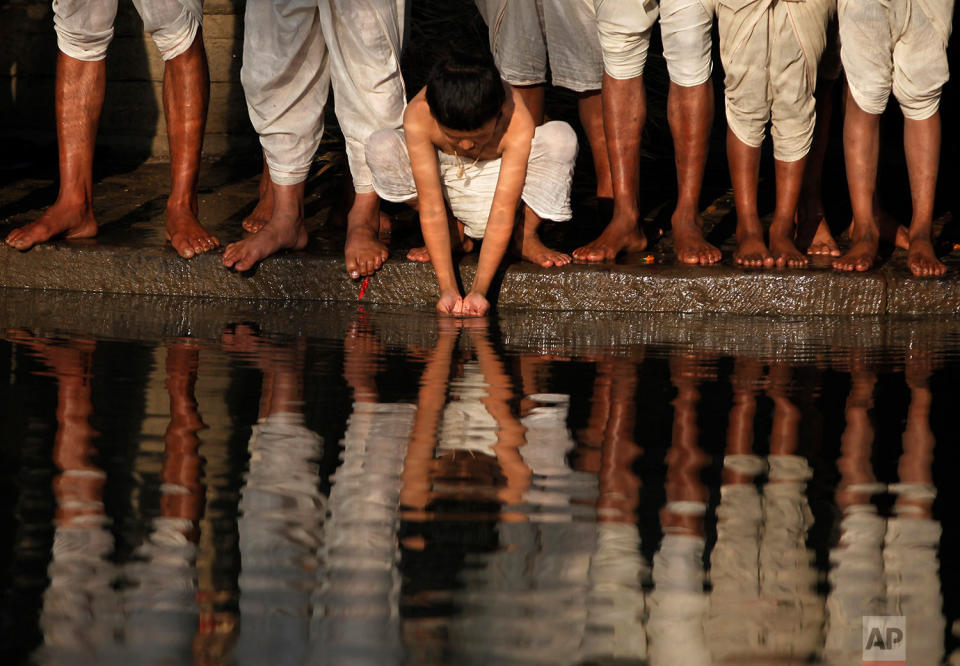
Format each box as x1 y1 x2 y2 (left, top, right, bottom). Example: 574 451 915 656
672 213 721 265
5 199 97 251
907 237 947 277
344 202 389 280
514 232 570 267
222 215 307 271
406 235 474 263
572 214 647 262
733 231 772 268
166 205 219 259
802 217 840 256
769 230 808 268
833 236 878 272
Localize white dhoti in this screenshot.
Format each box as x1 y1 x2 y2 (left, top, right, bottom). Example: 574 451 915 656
474 0 603 92
53 0 202 62
592 0 660 79
660 0 718 87
365 121 578 239
241 0 407 189
839 0 953 120
717 0 834 162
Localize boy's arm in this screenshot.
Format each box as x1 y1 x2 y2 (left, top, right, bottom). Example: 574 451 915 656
405 103 462 314
462 128 533 316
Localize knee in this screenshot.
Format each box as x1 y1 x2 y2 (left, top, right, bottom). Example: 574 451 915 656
364 129 406 171
893 66 947 121
845 76 890 116
53 1 116 61
534 121 579 165
144 1 202 61
661 9 713 86
598 30 651 80
771 117 814 162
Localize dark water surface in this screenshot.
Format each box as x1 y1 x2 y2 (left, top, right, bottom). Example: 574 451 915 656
1 302 959 665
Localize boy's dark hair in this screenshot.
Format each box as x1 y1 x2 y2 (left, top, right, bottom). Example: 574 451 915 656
426 50 505 131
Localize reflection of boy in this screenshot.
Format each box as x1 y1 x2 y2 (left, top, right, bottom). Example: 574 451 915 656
365 51 578 316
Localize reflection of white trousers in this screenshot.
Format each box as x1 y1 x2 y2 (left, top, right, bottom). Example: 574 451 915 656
53 0 202 62
839 0 953 120
473 0 603 91
717 0 834 162
366 122 578 239
241 0 407 189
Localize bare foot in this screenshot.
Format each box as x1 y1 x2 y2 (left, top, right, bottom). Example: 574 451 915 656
344 193 389 279
734 231 772 268
222 214 307 272
803 217 840 256
514 232 570 267
5 199 97 251
242 182 272 234
833 235 878 272
572 213 647 262
672 213 721 265
907 237 947 277
166 205 219 259
406 236 473 263
769 230 808 268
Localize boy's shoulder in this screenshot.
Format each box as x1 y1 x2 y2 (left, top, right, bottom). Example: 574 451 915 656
403 89 433 133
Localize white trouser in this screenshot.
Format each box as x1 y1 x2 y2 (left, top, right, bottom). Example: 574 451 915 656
365 121 578 239
241 0 407 189
474 0 603 91
660 0 717 87
53 0 202 62
593 0 660 79
839 0 953 120
717 0 834 162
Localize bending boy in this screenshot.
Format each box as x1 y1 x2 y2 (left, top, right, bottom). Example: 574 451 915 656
718 0 834 268
366 52 578 316
834 0 953 276
5 0 215 259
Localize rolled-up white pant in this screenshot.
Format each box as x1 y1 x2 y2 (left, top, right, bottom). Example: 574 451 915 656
241 0 406 189
593 0 660 79
53 0 202 62
839 0 953 120
660 0 717 87
474 0 603 92
717 0 834 162
366 121 578 239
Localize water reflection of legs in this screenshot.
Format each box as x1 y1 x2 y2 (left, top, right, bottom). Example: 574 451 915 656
310 318 412 665
7 334 118 663
226 330 324 666
649 354 711 666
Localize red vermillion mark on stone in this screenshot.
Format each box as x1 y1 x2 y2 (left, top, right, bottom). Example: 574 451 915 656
358 276 370 300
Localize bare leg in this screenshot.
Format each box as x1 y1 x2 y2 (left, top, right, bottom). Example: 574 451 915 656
513 204 571 267
242 161 273 234
514 84 546 125
797 80 841 256
768 156 809 268
836 361 878 509
222 180 308 271
728 131 772 267
668 81 721 264
573 74 648 262
578 90 613 200
834 93 881 272
5 54 101 250
344 191 390 279
163 342 205 542
163 33 217 259
903 113 946 277
663 355 710 533
598 361 642 523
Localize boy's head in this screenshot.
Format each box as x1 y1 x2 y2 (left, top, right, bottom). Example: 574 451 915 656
426 50 505 133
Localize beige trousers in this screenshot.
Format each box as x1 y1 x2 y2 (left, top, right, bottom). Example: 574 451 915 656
660 0 718 87
474 0 603 92
241 0 406 189
365 121 578 239
593 0 660 79
53 0 202 62
839 0 954 119
717 0 834 162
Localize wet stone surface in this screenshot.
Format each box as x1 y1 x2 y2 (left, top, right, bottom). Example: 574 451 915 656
0 161 957 314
